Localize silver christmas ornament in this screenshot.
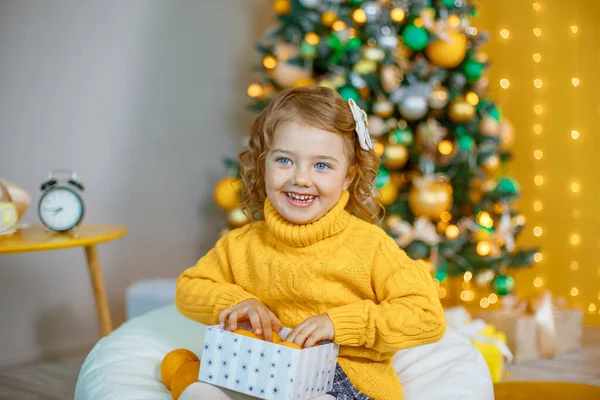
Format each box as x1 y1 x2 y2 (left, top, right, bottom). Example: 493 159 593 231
362 2 382 22
399 96 428 120
299 0 321 8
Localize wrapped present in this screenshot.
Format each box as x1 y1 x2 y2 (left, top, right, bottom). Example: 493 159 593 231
445 307 513 382
200 323 339 399
476 291 583 363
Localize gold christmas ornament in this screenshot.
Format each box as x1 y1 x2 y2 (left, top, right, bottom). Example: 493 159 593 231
358 85 371 98
380 65 402 93
417 118 447 149
479 116 500 136
227 207 250 228
293 77 317 88
448 98 476 123
385 214 403 230
425 30 468 68
373 141 385 157
473 228 491 242
321 11 338 27
429 85 449 109
362 46 385 62
353 59 378 75
377 182 399 206
373 100 394 118
273 62 311 88
390 172 408 188
475 269 496 287
273 0 291 15
499 120 515 151
271 42 310 88
481 155 501 175
481 179 497 193
408 177 453 220
383 144 409 170
214 177 243 211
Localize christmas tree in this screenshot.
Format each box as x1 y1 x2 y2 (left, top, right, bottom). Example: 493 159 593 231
215 0 539 299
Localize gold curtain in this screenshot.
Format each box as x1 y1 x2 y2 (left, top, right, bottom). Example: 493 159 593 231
473 0 600 325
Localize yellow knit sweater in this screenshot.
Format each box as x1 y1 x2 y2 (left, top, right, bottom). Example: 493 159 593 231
176 191 446 400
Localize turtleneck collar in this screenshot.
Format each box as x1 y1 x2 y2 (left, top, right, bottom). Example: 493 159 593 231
264 191 351 247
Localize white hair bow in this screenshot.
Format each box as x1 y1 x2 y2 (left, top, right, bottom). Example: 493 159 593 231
348 98 373 151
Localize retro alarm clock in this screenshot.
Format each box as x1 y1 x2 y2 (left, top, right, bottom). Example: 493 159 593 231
38 169 85 233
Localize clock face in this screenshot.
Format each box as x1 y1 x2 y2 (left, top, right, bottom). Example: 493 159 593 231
38 187 84 232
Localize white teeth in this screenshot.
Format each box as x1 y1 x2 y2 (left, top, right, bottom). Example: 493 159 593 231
287 193 315 202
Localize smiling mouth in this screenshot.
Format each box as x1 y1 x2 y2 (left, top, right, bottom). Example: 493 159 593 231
285 192 317 206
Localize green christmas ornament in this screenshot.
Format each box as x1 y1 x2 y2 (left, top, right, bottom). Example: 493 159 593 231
328 34 343 52
493 274 515 296
349 0 363 5
458 135 474 151
476 100 501 122
497 177 520 195
300 41 317 59
338 86 359 102
346 36 362 52
435 269 448 282
463 59 485 82
389 128 414 146
375 166 390 188
441 0 456 7
402 24 429 52
489 106 502 122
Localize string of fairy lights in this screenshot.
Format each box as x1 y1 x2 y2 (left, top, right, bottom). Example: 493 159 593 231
461 1 596 313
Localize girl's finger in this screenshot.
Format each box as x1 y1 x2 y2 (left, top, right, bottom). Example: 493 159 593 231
285 321 307 344
247 308 263 336
256 306 273 342
228 309 240 331
292 323 318 348
218 309 232 328
268 310 284 333
304 328 324 348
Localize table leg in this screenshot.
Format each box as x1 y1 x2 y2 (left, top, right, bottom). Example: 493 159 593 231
84 245 113 336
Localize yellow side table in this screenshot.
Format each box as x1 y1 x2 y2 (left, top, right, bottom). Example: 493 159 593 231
0 224 128 336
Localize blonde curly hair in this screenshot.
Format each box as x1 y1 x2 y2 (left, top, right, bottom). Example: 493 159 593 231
239 86 383 223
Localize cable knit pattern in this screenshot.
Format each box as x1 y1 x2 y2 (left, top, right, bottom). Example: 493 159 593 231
176 191 446 400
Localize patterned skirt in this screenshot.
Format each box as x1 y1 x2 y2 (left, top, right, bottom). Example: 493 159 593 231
327 364 372 400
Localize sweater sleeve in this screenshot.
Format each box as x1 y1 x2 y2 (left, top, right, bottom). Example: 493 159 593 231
326 234 446 354
175 234 258 326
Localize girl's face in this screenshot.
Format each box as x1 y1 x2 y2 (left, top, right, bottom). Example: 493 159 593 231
265 121 353 225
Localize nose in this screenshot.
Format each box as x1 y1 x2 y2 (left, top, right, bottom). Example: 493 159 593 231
291 164 312 187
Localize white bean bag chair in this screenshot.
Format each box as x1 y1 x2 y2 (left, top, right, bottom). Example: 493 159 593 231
75 306 493 400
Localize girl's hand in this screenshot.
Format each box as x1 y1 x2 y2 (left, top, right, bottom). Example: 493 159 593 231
286 314 334 348
218 299 283 342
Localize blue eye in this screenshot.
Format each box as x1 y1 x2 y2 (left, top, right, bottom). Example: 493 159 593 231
277 157 291 165
315 162 329 170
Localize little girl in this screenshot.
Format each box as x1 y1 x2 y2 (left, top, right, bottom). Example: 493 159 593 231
176 87 446 400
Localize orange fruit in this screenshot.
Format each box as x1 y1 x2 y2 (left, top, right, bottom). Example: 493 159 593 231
280 341 302 350
170 360 200 400
232 329 261 339
161 349 199 390
272 331 283 343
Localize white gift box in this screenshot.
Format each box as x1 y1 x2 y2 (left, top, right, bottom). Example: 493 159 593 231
199 324 339 400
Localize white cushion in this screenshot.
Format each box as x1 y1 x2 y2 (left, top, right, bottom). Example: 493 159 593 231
75 306 493 400
125 278 177 320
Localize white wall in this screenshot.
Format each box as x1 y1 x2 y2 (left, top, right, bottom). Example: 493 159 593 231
0 0 272 367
